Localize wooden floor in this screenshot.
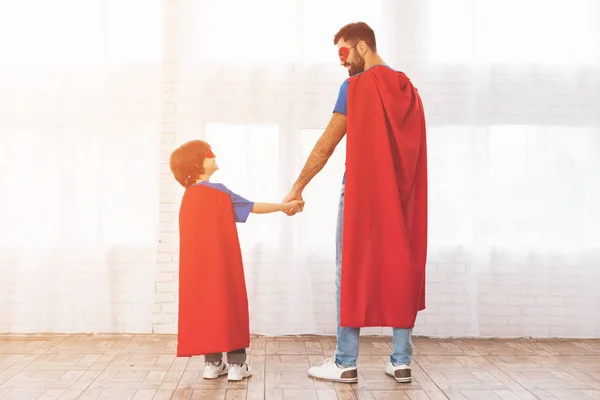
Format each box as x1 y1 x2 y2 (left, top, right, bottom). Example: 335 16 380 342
0 335 599 400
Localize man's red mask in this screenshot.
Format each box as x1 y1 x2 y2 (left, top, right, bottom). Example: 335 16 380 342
206 147 215 158
338 47 351 63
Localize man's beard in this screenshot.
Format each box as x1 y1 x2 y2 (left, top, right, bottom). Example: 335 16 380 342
347 55 366 76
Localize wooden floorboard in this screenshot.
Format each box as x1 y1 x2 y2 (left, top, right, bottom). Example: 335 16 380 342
1 334 599 399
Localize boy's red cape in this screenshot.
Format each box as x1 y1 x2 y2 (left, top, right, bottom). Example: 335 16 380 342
341 66 428 328
176 184 250 357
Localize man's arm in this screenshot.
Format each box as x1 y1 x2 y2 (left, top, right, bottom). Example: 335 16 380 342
282 79 349 215
290 112 347 195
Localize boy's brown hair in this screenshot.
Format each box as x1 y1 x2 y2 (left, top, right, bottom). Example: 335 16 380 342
169 140 211 188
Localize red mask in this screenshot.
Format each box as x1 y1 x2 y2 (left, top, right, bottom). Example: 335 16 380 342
338 47 351 63
206 147 215 158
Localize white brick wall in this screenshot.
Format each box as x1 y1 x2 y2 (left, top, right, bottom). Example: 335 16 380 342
152 0 600 338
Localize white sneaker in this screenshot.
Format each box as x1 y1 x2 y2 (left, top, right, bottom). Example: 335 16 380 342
203 361 229 379
308 358 358 383
385 362 411 383
227 363 252 381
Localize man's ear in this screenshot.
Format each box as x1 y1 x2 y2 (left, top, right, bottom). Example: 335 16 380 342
357 40 368 55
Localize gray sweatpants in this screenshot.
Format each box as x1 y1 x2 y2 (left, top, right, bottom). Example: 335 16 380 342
205 348 246 365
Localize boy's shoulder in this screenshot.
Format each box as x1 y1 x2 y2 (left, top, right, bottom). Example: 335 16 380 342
194 181 231 194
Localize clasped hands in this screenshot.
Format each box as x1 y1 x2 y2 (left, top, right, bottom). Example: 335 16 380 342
282 189 304 216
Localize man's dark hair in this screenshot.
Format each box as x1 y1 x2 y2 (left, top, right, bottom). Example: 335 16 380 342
333 22 377 52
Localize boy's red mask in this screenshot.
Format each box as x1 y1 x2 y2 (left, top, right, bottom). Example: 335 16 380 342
206 147 215 158
338 47 350 63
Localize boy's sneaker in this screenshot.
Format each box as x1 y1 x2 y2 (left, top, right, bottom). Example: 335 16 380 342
385 362 411 383
202 360 229 379
227 363 252 381
308 358 358 383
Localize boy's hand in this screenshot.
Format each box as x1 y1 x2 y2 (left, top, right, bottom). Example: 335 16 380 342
284 200 304 215
282 190 304 216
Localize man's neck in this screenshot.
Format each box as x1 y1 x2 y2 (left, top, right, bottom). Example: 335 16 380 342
364 53 385 71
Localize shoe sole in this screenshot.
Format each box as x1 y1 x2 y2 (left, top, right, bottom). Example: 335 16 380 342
227 373 252 381
203 371 228 380
308 372 358 384
385 371 412 383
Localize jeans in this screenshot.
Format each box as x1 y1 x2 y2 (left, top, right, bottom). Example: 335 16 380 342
333 185 413 368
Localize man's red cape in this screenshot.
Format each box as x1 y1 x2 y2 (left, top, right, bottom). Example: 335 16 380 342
341 66 428 328
176 184 250 356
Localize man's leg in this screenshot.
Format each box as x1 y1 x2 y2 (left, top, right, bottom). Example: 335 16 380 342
385 328 413 383
391 328 413 365
333 188 360 366
308 186 359 383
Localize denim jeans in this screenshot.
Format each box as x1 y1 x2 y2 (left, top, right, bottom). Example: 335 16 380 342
334 185 413 368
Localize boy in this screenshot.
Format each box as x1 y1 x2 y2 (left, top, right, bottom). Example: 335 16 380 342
169 140 303 381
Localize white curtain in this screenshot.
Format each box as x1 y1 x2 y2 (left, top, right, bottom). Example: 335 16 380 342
174 0 600 337
1 0 599 338
0 0 163 332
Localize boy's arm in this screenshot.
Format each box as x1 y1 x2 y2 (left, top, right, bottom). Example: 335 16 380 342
252 201 302 214
215 183 302 219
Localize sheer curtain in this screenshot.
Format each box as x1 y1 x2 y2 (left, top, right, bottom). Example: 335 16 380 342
1 0 598 338
175 0 600 337
173 0 386 335
0 0 163 333
418 0 600 337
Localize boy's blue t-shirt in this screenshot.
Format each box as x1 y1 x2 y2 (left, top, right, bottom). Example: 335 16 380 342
193 181 254 223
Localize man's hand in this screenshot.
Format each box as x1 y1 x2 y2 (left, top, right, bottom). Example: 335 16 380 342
282 189 304 216
282 199 304 215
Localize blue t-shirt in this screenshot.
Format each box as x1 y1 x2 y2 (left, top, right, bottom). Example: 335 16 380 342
334 79 349 184
333 65 396 184
333 78 349 116
193 181 255 223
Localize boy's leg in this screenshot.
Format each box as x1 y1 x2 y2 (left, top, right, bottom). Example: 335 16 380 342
308 187 359 383
203 353 228 379
204 353 223 364
226 348 246 365
226 348 252 381
385 328 413 383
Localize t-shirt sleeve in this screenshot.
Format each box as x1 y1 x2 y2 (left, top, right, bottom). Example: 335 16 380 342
216 184 254 223
333 79 349 115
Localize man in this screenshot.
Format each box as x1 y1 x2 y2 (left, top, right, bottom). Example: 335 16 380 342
283 22 428 384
